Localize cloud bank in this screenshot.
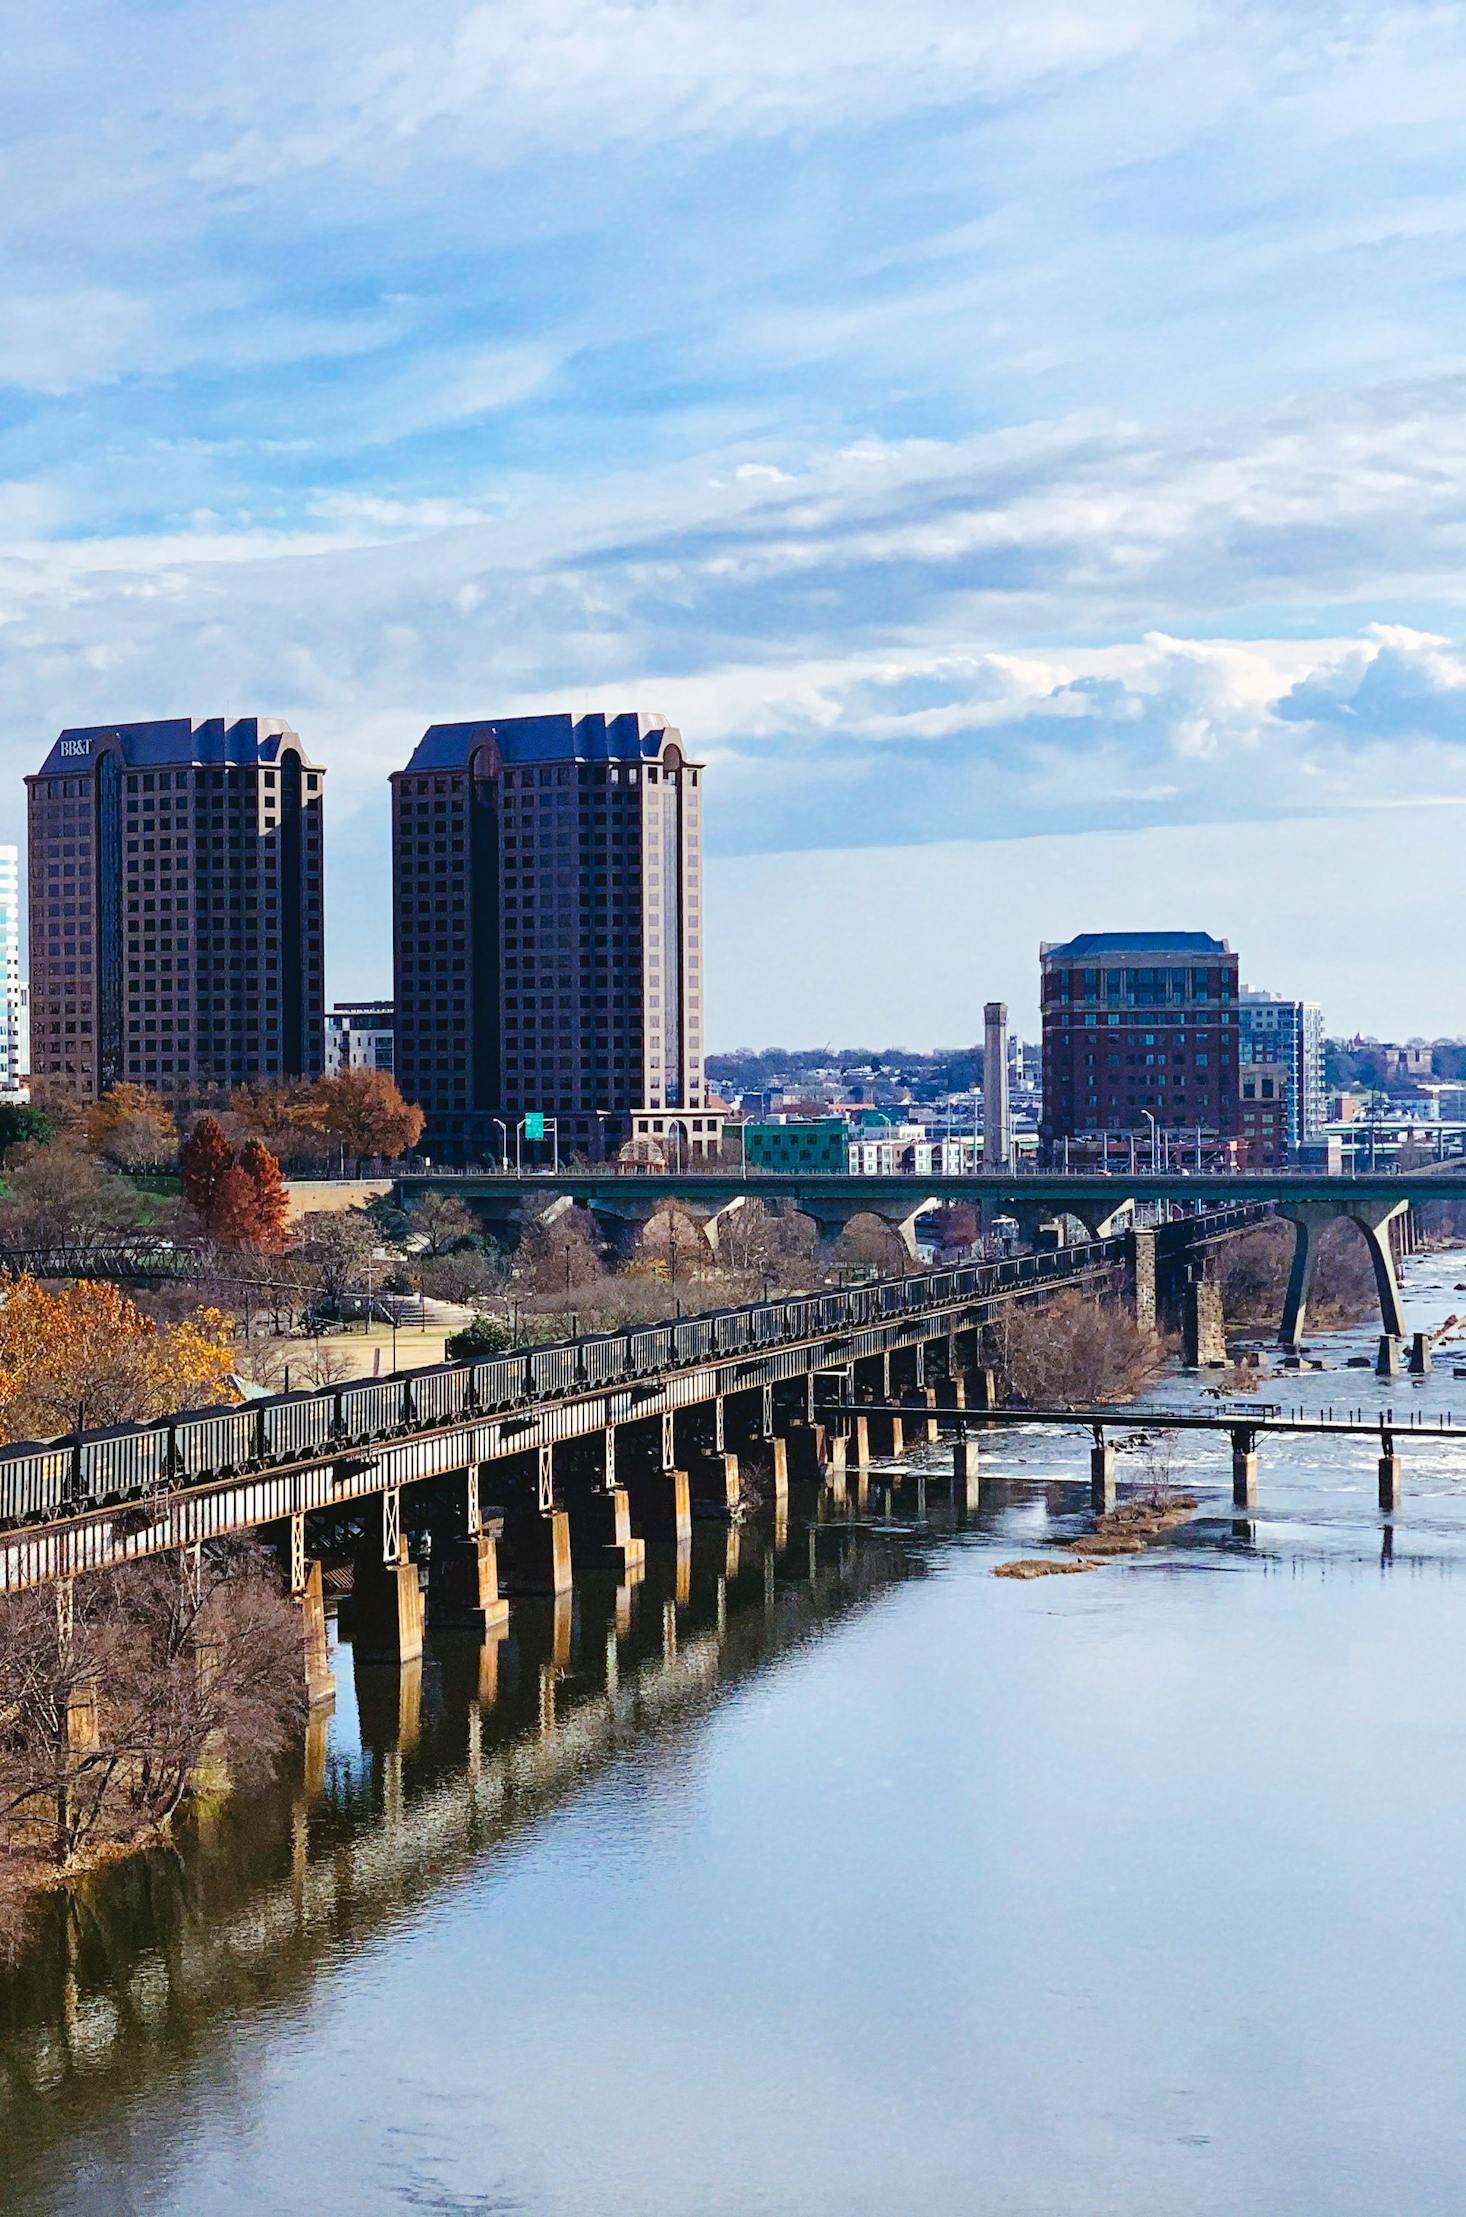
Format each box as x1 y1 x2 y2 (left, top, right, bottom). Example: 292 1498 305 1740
1 0 1463 1033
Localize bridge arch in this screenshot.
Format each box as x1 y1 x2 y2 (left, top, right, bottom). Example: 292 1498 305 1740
1278 1199 1408 1349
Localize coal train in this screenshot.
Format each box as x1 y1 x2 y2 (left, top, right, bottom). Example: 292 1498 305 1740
0 1242 1110 1530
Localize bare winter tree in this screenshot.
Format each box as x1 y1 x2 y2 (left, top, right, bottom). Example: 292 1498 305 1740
988 1291 1161 1408
0 1543 306 1895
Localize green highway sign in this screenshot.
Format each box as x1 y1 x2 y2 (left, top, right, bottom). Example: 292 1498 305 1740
524 1112 546 1140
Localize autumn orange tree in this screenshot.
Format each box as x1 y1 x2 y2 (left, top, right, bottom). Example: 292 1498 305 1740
180 1118 291 1251
300 1069 425 1163
181 1115 234 1221
229 1078 324 1155
239 1138 290 1248
85 1084 177 1169
0 1276 237 1439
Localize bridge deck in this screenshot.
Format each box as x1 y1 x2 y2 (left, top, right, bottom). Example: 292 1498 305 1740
839 1403 1466 1438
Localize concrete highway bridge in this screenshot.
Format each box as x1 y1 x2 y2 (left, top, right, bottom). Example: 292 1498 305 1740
396 1166 1465 1348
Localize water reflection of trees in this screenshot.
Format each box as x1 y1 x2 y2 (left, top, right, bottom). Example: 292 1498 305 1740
0 1513 919 2157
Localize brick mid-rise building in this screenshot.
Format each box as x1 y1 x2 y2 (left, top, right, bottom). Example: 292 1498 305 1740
1040 931 1240 1155
26 717 325 1103
391 711 718 1164
1239 1062 1289 1167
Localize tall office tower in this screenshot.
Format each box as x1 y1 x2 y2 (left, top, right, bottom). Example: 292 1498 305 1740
392 711 718 1164
1239 988 1324 1153
26 718 325 1104
0 847 24 1092
983 1000 1011 1168
1039 931 1240 1152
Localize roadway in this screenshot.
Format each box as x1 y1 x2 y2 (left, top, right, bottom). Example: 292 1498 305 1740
394 1167 1466 1210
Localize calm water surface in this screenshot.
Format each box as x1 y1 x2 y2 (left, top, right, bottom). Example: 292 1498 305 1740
8 1247 1466 2215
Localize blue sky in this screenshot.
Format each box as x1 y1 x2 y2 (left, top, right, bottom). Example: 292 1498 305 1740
3 0 1465 1041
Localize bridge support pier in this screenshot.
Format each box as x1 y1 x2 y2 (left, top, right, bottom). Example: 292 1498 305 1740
500 1510 574 1596
572 1487 647 1576
852 1415 871 1471
1409 1331 1432 1377
953 1432 980 1511
1230 1431 1258 1510
351 1555 425 1666
780 1423 824 1484
867 1409 905 1460
1376 1335 1403 1379
1090 1437 1116 1514
1182 1272 1226 1367
626 1466 693 1544
429 1532 510 1634
1379 1444 1403 1514
903 1387 940 1444
689 1451 741 1520
296 1556 336 1709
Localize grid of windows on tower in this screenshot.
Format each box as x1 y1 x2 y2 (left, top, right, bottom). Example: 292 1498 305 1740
29 760 324 1099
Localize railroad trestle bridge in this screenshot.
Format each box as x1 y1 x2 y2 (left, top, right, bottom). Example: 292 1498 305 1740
0 1200 1351 1714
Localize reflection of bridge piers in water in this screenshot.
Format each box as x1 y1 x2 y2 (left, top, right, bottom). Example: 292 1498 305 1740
0 1499 923 2157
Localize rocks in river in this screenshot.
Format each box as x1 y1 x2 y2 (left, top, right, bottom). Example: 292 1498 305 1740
1346 1356 1372 1368
994 1557 1098 1578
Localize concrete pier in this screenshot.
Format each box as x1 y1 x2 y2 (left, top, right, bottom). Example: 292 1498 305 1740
688 1451 741 1520
903 1387 940 1444
1376 1335 1403 1378
1378 1451 1403 1514
867 1409 906 1460
1231 1437 1258 1509
428 1532 510 1634
299 1557 336 1708
1090 1441 1116 1514
500 1509 574 1596
1409 1331 1432 1377
782 1424 825 1483
626 1465 693 1544
350 1555 425 1666
572 1487 647 1577
952 1433 980 1513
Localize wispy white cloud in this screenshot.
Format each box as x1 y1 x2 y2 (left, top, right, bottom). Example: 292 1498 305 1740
2 0 1466 1025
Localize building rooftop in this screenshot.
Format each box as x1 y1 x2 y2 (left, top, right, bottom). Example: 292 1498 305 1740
1042 931 1230 961
33 717 317 778
399 711 694 777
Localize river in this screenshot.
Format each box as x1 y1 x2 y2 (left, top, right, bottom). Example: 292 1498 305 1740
6 1244 1466 2215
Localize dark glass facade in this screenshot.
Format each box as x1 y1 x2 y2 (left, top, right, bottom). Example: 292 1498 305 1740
26 718 325 1104
391 713 710 1163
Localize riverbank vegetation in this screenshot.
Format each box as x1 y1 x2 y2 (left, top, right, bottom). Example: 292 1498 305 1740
984 1291 1163 1408
0 1544 306 1942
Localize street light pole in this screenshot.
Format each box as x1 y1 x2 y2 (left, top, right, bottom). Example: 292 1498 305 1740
1141 1109 1158 1171
491 1118 508 1172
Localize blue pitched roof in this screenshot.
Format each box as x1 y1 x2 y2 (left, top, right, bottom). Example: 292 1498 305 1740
34 717 316 777
1043 931 1230 961
400 711 690 775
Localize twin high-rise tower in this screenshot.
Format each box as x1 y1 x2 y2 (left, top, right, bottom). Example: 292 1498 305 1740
26 718 326 1103
391 711 713 1163
27 708 717 1165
